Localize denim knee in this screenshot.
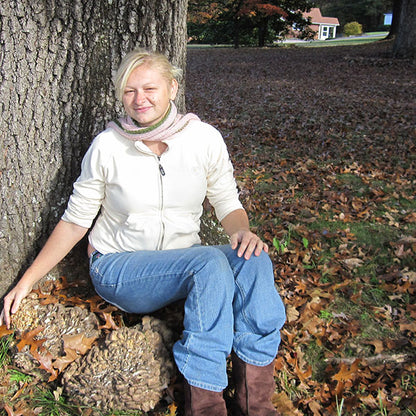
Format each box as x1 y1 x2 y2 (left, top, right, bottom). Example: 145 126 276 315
182 246 235 330
188 246 235 292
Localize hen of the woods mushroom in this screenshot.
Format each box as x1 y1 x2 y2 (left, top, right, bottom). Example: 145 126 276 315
11 293 175 413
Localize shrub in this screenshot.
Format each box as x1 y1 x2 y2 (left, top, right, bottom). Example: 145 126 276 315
343 21 363 36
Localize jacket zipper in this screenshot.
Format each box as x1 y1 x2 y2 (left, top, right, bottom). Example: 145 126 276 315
156 156 166 250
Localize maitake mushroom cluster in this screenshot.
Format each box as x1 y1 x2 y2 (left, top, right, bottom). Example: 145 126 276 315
63 316 175 413
11 293 100 376
10 293 176 413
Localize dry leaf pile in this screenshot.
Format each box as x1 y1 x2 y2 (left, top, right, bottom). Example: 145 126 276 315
186 41 416 415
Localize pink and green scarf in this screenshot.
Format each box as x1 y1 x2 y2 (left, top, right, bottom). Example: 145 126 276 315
107 102 200 142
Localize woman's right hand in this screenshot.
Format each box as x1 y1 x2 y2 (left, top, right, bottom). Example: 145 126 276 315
0 280 33 329
0 220 89 330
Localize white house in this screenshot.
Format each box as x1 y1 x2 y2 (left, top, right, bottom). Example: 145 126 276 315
303 8 340 40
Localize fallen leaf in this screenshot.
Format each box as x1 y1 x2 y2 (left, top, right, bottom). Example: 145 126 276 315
364 339 384 354
31 348 58 382
332 359 360 382
3 404 25 416
0 325 14 337
343 258 364 269
168 402 178 416
308 400 322 416
286 305 299 323
271 391 303 415
62 333 97 355
53 347 79 373
16 327 45 352
400 321 416 332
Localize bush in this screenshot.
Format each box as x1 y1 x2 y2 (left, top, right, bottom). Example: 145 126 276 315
343 21 363 36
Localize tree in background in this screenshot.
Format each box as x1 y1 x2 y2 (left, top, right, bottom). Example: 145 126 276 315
0 0 188 298
234 1 289 47
392 0 416 58
188 0 225 43
188 0 315 47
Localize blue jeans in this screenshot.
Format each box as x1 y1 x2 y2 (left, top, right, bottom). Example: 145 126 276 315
89 245 286 392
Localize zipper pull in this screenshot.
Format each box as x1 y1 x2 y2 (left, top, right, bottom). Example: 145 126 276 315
159 164 165 176
157 157 165 176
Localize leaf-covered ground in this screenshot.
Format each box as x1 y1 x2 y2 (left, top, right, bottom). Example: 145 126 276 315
1 40 415 415
186 41 416 415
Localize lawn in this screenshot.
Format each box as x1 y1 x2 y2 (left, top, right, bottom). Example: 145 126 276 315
1 40 415 415
280 32 390 47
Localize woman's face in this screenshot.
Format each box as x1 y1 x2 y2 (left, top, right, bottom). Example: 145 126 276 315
122 64 178 127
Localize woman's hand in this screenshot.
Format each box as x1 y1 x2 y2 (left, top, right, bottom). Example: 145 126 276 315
0 280 33 329
221 209 268 260
230 229 269 260
0 220 88 329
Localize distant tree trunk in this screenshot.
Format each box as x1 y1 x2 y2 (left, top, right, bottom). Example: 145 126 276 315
386 0 402 39
0 0 188 298
258 18 269 47
392 0 416 58
233 17 241 48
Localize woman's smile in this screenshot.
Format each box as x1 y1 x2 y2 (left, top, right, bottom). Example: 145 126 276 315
122 65 178 127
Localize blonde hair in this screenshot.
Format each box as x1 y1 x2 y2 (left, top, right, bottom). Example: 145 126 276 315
114 49 183 101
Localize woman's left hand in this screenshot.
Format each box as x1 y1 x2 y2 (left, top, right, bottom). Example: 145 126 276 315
230 229 269 260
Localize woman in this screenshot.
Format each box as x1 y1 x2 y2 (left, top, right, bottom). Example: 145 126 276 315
0 49 286 416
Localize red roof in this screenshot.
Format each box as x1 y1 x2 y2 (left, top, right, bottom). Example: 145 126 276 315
303 8 339 26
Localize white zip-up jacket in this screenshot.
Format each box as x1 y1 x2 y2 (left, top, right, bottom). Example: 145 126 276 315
62 120 243 253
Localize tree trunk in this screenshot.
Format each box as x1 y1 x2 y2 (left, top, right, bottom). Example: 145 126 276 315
392 0 416 58
386 0 402 39
0 0 188 298
258 18 269 47
233 17 241 48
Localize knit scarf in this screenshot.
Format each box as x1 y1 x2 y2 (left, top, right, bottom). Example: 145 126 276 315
107 102 200 142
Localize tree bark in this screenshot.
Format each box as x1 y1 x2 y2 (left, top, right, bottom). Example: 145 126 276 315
258 18 268 47
386 0 402 40
392 0 416 59
0 0 189 298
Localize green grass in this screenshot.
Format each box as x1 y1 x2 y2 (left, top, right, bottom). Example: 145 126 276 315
8 369 32 384
31 388 79 416
295 32 389 48
187 32 389 50
304 340 330 382
277 370 306 401
328 294 397 346
0 334 13 368
336 396 345 416
350 222 398 248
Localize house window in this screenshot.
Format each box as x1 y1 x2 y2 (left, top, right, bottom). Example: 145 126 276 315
320 25 335 40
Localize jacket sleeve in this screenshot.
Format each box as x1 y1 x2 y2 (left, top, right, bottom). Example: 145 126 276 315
61 136 107 228
205 127 243 222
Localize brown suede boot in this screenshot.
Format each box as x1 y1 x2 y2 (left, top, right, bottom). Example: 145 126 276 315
231 352 281 416
183 379 228 416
